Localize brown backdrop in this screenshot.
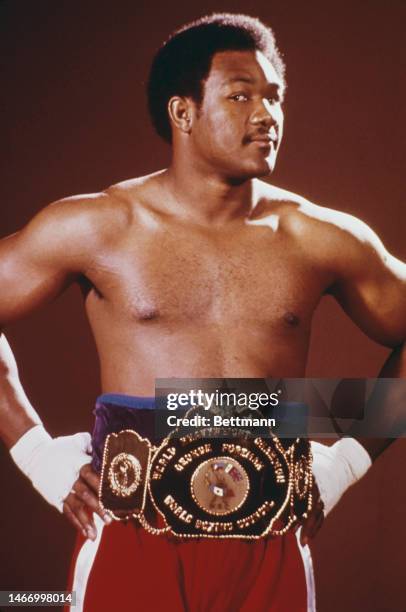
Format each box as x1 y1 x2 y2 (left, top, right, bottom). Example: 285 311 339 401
1 1 405 611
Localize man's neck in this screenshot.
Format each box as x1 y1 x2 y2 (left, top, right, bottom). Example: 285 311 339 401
162 155 255 226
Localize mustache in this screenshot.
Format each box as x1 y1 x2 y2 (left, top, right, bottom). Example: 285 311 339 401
242 128 278 145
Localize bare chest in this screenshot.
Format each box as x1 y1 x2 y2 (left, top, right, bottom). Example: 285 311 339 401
85 226 327 332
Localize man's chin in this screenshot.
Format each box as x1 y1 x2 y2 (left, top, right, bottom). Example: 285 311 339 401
248 159 274 179
255 165 273 178
226 157 275 184
250 150 278 175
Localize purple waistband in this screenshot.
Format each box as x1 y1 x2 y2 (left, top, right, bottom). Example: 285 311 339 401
91 393 156 472
91 394 310 472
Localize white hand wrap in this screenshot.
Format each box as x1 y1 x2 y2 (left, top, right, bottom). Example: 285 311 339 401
10 425 92 512
311 438 372 516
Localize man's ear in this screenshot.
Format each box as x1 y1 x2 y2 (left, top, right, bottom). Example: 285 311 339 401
167 96 194 136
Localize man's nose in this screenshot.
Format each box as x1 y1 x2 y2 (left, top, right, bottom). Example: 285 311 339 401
250 99 277 127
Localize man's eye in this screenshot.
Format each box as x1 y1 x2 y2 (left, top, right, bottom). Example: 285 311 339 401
266 96 279 105
230 94 249 102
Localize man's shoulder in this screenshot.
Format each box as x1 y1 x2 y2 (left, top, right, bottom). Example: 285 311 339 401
30 171 164 247
107 170 165 210
252 180 377 249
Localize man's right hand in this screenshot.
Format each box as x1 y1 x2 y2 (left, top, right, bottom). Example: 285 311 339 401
10 425 112 540
63 463 112 540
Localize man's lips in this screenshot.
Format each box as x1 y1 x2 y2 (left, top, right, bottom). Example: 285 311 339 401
250 137 274 145
245 136 277 153
244 129 278 147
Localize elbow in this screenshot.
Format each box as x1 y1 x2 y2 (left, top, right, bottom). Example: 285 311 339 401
380 342 406 377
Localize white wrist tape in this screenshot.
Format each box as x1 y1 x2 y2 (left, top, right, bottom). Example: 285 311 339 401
10 425 92 512
311 438 372 516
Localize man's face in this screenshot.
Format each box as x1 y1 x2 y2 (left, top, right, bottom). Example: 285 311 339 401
189 50 285 181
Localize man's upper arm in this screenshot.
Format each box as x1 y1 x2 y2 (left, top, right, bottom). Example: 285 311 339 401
0 196 103 326
322 211 406 347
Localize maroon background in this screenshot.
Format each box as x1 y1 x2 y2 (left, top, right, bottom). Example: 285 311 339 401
1 1 405 611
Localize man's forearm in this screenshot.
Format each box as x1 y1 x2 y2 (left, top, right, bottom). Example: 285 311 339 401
0 333 42 448
355 343 405 461
311 343 405 516
0 332 95 517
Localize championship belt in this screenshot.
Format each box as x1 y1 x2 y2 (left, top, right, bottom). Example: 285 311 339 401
99 410 313 539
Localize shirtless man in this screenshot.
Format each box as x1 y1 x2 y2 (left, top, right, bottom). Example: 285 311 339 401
1 13 405 612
